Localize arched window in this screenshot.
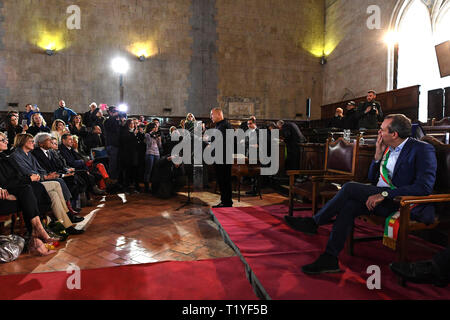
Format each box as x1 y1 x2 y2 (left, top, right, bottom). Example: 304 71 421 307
389 0 450 122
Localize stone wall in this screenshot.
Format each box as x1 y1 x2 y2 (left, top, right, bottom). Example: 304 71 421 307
323 0 398 105
216 0 325 120
0 0 192 116
0 0 325 119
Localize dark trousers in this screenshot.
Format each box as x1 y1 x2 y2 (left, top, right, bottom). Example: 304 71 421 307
434 247 450 278
214 164 233 205
285 145 300 171
313 182 396 257
106 145 120 179
0 183 51 233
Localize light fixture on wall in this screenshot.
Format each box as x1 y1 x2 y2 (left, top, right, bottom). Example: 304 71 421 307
111 57 129 103
320 54 327 65
45 49 55 56
138 55 146 62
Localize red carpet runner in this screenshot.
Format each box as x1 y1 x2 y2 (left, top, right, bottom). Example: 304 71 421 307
0 257 257 300
211 204 450 300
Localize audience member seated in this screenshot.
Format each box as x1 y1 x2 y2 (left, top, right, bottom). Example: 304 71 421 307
328 108 344 129
84 125 106 156
5 113 26 152
8 133 84 236
284 114 437 275
10 133 82 223
151 155 185 198
53 100 77 123
59 134 109 193
69 115 88 152
27 113 51 136
0 132 56 256
51 119 70 144
22 104 39 126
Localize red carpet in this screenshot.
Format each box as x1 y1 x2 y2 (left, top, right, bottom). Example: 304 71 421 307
211 204 450 300
0 257 257 300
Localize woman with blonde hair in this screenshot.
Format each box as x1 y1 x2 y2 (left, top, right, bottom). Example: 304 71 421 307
27 113 50 136
185 113 196 133
51 119 69 144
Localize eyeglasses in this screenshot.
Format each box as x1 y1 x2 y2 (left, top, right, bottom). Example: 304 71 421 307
0 138 8 143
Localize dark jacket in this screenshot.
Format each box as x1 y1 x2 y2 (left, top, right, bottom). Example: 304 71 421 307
83 108 100 128
59 144 87 170
343 109 360 130
27 125 51 137
281 122 306 147
213 119 233 164
0 152 32 189
32 148 66 174
328 116 344 129
119 128 139 166
84 133 105 155
358 100 383 129
368 138 437 224
104 116 121 148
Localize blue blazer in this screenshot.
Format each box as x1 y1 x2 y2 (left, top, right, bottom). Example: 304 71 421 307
368 138 437 224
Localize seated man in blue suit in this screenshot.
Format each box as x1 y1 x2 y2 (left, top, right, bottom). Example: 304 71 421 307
285 114 437 274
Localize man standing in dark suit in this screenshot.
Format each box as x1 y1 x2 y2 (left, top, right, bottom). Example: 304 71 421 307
358 90 383 129
285 114 437 274
276 120 306 171
210 108 233 208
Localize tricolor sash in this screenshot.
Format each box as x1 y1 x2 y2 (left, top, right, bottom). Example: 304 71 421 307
379 148 417 250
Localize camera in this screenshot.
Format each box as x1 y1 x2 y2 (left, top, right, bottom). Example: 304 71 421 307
150 131 161 138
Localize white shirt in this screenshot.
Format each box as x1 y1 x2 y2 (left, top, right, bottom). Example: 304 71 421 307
377 138 409 188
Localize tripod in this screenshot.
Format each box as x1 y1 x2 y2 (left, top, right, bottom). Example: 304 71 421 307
175 164 209 211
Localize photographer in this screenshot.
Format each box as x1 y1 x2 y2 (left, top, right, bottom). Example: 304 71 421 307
104 106 121 180
358 90 383 130
143 122 162 193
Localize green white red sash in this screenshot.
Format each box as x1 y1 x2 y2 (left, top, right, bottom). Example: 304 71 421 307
380 148 417 250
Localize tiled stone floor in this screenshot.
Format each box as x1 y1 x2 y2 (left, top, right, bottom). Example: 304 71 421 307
0 186 287 275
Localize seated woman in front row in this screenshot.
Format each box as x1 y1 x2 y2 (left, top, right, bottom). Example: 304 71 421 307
0 132 56 256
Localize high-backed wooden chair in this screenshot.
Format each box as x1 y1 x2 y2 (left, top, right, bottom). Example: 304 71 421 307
347 136 450 263
0 197 24 235
287 137 360 216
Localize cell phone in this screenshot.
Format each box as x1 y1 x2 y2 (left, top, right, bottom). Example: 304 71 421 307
22 120 28 126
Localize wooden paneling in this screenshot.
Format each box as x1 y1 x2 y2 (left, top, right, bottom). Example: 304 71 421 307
445 87 450 118
428 89 444 120
321 85 420 123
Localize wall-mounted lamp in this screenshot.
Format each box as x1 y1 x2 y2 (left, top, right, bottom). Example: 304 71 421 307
138 55 146 62
45 49 55 56
320 55 327 65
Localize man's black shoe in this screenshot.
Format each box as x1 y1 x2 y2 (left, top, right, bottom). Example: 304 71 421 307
212 203 233 208
302 253 341 275
67 212 84 223
284 216 318 235
389 260 435 284
66 226 85 235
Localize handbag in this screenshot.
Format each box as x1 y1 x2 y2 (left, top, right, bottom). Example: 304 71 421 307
0 235 25 263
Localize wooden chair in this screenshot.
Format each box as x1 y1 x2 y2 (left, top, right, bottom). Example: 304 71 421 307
347 136 450 263
0 197 24 235
287 137 360 216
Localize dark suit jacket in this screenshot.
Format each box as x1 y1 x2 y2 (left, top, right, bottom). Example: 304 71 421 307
32 148 63 174
59 144 86 170
368 138 437 224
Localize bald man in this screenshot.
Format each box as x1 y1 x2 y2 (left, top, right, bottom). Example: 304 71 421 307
210 108 233 208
